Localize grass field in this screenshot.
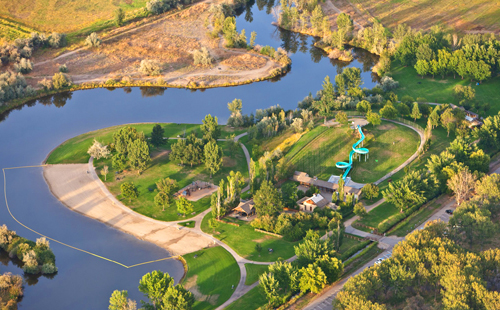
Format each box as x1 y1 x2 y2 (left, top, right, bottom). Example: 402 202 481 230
285 122 420 183
349 0 500 33
224 285 267 310
391 61 500 116
0 0 148 35
201 213 298 262
390 201 442 237
0 18 36 43
182 246 240 310
244 264 269 285
356 201 399 229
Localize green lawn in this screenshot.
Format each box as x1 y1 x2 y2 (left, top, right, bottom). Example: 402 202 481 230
338 236 362 253
182 246 240 310
223 285 267 310
179 221 196 228
244 264 269 285
46 123 244 164
356 201 399 229
285 121 420 184
391 61 500 116
201 213 298 262
389 202 442 237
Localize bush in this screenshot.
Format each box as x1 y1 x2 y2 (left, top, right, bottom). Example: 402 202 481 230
115 8 125 27
48 32 67 48
38 78 53 90
376 76 399 92
52 72 71 89
139 59 162 76
85 32 102 48
0 71 35 106
147 0 165 14
59 64 68 73
13 58 33 74
193 47 214 66
41 263 58 274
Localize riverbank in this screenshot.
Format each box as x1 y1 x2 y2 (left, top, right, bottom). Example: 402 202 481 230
42 163 213 256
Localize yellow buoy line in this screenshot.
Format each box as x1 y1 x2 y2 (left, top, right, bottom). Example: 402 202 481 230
2 165 178 268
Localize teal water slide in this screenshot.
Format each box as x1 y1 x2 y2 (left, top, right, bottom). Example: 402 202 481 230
335 125 369 180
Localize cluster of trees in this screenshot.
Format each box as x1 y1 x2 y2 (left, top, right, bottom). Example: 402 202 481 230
0 32 66 66
277 0 329 37
207 4 250 48
210 170 245 219
260 231 343 307
38 72 73 91
0 71 36 107
333 177 360 217
146 0 194 14
139 59 162 76
170 133 204 167
0 225 57 274
334 221 500 309
0 272 23 309
254 45 291 66
475 111 500 153
109 270 193 310
193 47 214 66
110 126 151 174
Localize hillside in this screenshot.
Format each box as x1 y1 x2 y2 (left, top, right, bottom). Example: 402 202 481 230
339 0 500 33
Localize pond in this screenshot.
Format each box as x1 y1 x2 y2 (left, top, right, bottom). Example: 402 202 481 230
0 1 378 308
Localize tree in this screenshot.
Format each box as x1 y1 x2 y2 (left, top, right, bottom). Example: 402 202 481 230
383 171 428 212
410 102 422 122
353 202 367 217
201 114 221 142
112 153 128 171
52 72 71 89
176 197 194 216
259 273 282 307
154 191 169 211
115 8 125 27
415 59 430 78
429 107 440 129
253 180 284 216
204 140 223 178
356 100 371 113
314 254 343 283
294 233 336 266
121 182 138 202
227 99 242 114
85 32 102 48
313 76 334 123
328 212 344 251
366 111 381 126
440 108 455 137
155 178 178 210
362 183 379 200
109 290 137 310
138 270 174 310
139 59 161 76
113 126 144 156
447 167 476 205
151 124 165 147
101 165 109 181
299 264 327 293
379 103 398 119
250 31 257 47
208 218 220 234
170 139 187 165
128 138 151 174
335 111 348 125
88 139 110 160
162 285 194 310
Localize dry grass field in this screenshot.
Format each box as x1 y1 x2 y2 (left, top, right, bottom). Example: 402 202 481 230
0 0 148 33
344 0 500 32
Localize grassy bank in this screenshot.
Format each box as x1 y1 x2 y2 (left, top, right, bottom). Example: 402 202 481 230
244 264 269 285
182 246 240 310
355 201 399 231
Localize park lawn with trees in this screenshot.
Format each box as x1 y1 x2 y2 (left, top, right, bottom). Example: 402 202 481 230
201 213 298 262
244 264 269 285
389 201 443 237
46 123 243 164
355 201 399 231
182 246 240 310
285 121 420 183
391 61 500 116
93 139 247 221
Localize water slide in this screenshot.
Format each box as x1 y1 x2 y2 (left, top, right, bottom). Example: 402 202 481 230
335 125 369 180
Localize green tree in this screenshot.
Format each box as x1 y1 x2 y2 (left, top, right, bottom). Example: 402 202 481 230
222 17 238 47
259 273 282 307
299 264 327 293
253 180 284 216
176 196 194 216
155 178 178 210
314 254 343 283
154 191 169 211
440 108 455 137
112 153 128 171
429 107 440 129
227 99 242 114
115 8 125 27
362 183 379 200
109 290 137 310
121 182 138 202
162 285 194 310
328 212 344 251
138 270 174 310
170 139 188 165
151 124 165 147
356 100 371 113
250 31 257 47
410 102 422 122
335 111 348 125
353 202 367 217
128 138 151 174
380 102 398 119
208 218 220 233
201 114 221 142
366 111 381 126
204 140 223 178
415 59 429 79
294 233 336 266
314 76 334 123
382 171 428 212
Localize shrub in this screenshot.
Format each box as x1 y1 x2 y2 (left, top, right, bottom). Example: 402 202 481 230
22 250 39 274
139 59 162 76
147 0 165 14
85 32 102 48
48 32 67 48
193 47 214 66
115 8 125 27
52 72 71 89
59 64 68 73
377 76 399 92
38 78 53 90
14 58 33 74
0 71 35 106
41 263 58 274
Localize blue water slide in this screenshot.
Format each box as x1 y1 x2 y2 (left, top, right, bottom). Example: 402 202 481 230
335 125 370 180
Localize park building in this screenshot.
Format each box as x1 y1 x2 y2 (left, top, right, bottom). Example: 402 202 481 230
296 193 335 213
292 171 361 201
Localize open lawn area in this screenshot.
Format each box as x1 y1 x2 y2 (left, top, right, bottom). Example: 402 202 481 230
201 213 298 262
285 121 420 184
46 123 244 164
224 285 267 310
356 201 399 230
244 264 269 285
182 246 240 310
391 61 500 116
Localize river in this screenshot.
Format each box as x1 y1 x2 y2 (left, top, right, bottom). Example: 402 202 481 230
0 1 377 308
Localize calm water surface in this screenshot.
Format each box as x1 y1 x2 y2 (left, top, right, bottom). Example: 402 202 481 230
0 2 377 308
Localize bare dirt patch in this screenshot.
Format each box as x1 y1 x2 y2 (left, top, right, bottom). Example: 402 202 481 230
151 150 171 161
377 124 396 131
223 156 237 167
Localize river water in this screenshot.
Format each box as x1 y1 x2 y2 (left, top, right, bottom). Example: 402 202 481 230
0 1 377 308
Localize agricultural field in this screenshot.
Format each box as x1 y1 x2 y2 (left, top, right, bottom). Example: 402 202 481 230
0 0 148 34
285 121 420 184
345 0 500 33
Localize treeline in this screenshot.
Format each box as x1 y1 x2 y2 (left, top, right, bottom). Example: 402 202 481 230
334 220 500 309
0 272 23 310
0 225 57 274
